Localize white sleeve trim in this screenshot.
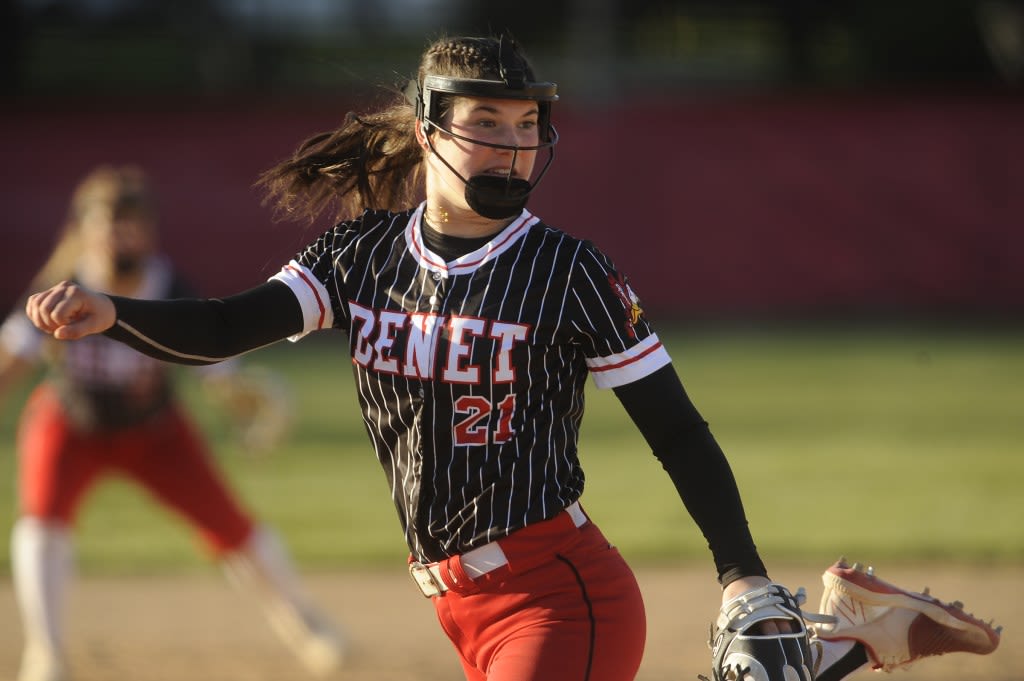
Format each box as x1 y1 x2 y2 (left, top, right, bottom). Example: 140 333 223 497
269 261 334 342
586 334 672 389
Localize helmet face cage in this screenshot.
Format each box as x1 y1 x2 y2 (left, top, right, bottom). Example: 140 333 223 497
402 36 560 219
416 75 559 149
405 34 559 150
403 73 560 185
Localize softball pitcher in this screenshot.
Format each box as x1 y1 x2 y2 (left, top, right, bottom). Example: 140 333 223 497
21 36 999 681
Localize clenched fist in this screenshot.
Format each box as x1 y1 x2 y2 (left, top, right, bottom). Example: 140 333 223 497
25 281 116 340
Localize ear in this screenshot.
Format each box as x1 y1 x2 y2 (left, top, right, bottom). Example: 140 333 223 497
414 119 431 150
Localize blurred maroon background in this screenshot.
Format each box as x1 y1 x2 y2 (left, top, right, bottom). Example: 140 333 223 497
4 91 1022 320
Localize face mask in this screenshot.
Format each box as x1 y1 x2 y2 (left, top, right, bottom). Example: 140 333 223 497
463 174 534 220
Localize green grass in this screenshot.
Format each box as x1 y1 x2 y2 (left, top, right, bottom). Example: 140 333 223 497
1 325 1021 576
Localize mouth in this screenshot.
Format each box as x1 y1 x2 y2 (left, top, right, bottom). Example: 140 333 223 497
481 167 518 179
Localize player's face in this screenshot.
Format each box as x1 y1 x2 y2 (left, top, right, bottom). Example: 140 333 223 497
80 204 156 281
427 97 540 215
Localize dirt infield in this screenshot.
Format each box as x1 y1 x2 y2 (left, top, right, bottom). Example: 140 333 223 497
0 563 1016 681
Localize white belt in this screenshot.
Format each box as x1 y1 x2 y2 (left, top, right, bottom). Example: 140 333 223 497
409 501 588 598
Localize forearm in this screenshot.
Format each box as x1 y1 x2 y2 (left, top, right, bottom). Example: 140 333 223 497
104 281 303 365
656 422 767 586
614 365 767 586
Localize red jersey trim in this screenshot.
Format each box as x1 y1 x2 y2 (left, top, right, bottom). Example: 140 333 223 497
586 335 672 389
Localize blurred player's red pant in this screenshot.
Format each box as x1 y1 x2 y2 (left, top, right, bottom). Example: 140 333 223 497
16 384 253 553
431 509 646 681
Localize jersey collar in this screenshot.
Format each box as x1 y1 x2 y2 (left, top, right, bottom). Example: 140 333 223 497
405 201 539 278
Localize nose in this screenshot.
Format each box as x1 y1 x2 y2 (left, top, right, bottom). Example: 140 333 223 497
492 127 519 152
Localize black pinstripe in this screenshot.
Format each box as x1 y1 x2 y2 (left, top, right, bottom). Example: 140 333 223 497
555 554 596 681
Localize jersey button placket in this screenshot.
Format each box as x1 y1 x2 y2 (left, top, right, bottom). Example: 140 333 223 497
429 269 446 313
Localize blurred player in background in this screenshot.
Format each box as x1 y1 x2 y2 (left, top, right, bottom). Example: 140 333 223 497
0 165 345 681
18 38 1001 681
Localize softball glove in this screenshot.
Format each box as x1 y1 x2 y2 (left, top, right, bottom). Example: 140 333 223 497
700 582 832 681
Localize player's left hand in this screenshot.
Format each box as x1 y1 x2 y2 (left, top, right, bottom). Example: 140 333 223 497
723 576 793 635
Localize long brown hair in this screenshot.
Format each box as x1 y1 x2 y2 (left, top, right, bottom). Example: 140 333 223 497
257 35 540 227
31 165 157 290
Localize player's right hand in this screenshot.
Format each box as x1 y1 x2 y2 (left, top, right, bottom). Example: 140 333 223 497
25 280 116 340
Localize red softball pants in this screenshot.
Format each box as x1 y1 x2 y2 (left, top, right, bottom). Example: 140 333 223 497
429 507 647 681
16 384 253 554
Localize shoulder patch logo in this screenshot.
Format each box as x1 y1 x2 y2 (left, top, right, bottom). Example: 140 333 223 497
607 273 644 338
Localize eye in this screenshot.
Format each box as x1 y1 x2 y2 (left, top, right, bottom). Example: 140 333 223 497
519 120 537 130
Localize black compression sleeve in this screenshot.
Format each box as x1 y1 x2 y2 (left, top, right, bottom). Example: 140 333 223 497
613 364 767 586
103 280 304 365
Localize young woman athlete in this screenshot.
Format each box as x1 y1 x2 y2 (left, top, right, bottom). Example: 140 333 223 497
20 36 1000 681
0 165 344 681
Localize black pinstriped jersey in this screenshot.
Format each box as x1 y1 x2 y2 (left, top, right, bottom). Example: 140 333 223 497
272 202 671 563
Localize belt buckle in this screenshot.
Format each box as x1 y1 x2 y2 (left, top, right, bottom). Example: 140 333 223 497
409 561 445 598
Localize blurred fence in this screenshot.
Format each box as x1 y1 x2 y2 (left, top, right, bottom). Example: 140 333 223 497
3 89 1023 320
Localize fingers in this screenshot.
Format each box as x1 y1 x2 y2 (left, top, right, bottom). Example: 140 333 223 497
25 281 116 340
748 619 795 635
721 576 799 636
25 283 75 333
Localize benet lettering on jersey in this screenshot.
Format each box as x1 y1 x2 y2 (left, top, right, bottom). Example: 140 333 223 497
348 301 530 384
